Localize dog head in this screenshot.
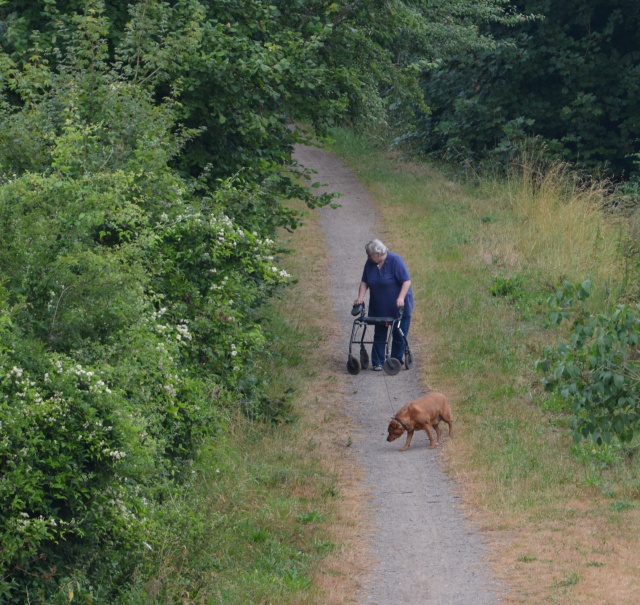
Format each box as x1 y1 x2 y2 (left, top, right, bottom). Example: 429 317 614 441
386 418 405 442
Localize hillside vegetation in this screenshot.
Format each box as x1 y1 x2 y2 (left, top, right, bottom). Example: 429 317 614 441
1 1 640 603
329 128 640 603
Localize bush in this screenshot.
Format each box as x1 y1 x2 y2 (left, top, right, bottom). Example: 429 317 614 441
0 7 301 599
536 279 640 444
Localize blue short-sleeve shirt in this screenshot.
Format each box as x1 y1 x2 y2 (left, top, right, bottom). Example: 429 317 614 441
361 252 413 318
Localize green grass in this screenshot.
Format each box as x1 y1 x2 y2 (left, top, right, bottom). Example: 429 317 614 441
121 268 343 602
124 414 339 604
328 129 640 602
328 128 640 511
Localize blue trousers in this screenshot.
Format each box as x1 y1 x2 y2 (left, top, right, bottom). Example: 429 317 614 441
371 316 411 366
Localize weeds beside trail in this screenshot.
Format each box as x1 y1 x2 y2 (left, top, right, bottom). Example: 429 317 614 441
329 129 640 604
123 203 365 604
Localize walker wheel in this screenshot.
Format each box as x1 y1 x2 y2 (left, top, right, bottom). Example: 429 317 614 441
383 358 401 376
347 355 361 375
360 348 370 370
404 349 413 370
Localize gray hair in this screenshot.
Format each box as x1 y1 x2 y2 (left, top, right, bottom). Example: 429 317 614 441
365 239 388 255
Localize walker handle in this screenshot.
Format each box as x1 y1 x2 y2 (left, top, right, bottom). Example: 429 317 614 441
351 302 365 316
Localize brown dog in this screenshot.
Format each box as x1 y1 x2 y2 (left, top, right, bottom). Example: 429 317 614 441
387 392 453 450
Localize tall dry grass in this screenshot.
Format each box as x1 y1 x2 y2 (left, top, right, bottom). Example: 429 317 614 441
503 154 627 299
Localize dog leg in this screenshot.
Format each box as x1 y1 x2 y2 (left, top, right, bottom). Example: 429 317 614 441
445 418 453 438
400 430 414 451
424 425 437 448
433 422 442 444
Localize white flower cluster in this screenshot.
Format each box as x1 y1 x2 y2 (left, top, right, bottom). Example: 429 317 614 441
176 321 192 341
1 172 18 183
210 275 228 291
270 266 291 278
210 213 241 246
103 448 126 460
149 308 194 348
210 214 234 229
252 235 274 246
103 487 136 522
69 363 113 395
15 513 58 534
248 234 292 280
6 366 41 406
151 307 168 320
7 366 24 379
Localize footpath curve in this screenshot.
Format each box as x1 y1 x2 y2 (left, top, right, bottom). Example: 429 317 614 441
294 143 504 605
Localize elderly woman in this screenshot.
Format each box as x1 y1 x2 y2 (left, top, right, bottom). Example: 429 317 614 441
354 239 413 371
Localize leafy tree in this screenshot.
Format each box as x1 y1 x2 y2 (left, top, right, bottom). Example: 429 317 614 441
416 0 640 176
1 0 521 181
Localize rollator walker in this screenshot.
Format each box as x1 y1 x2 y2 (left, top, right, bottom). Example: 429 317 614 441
346 302 413 376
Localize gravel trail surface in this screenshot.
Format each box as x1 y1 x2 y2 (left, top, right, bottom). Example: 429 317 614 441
294 143 504 605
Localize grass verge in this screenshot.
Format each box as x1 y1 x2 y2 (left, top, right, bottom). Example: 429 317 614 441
122 199 367 604
328 129 640 604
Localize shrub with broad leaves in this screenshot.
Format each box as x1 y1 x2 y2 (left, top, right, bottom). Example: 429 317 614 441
536 279 640 444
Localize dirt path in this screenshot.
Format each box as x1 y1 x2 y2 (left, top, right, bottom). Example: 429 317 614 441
294 144 505 604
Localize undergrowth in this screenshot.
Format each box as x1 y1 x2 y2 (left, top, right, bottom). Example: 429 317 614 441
116 205 352 605
329 127 640 602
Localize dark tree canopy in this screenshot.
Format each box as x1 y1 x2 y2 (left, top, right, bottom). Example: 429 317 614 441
416 0 640 176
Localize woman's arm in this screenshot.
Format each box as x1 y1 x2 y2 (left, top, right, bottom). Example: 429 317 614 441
355 281 368 305
396 280 411 308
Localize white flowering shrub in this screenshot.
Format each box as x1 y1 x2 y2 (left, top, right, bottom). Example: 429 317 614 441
150 200 293 397
0 96 297 605
0 6 319 601
0 281 231 601
0 324 146 598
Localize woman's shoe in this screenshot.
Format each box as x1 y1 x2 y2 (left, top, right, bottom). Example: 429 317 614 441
372 365 383 371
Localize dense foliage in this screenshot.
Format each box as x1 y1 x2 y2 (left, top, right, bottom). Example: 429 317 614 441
0 0 518 601
537 280 640 445
415 0 640 177
0 3 320 601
